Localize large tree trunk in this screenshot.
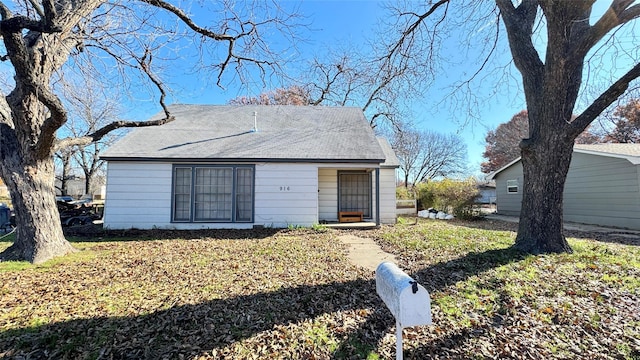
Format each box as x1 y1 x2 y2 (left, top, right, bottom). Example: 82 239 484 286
514 138 573 254
0 156 75 264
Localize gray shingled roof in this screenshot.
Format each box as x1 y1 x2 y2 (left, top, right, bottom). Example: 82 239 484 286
102 105 392 164
574 143 640 157
490 143 640 179
377 137 400 167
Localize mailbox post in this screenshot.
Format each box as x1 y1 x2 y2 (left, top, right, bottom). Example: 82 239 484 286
376 261 431 360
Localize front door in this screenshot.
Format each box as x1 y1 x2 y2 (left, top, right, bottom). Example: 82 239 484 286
338 171 371 218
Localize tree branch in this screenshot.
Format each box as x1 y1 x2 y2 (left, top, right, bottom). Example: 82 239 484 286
382 0 450 63
496 0 543 76
571 61 640 136
55 115 174 151
574 0 640 57
138 0 233 41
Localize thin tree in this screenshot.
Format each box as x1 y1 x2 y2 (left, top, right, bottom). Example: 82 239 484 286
385 0 640 254
0 1 300 264
54 147 75 196
59 80 123 197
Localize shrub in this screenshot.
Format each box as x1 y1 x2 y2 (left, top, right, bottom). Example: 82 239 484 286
414 178 480 218
395 186 414 200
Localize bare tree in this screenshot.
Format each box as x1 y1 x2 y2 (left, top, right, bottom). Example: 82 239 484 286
384 0 640 254
58 79 123 197
299 49 417 131
392 128 468 187
0 0 300 264
54 147 74 196
228 86 311 105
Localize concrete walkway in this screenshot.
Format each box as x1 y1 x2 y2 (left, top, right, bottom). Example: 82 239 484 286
339 215 640 271
338 234 398 272
486 214 640 238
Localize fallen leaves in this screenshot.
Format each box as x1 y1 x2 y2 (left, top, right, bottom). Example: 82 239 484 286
0 222 638 359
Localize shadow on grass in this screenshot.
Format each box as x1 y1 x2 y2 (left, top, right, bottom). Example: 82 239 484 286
453 217 640 247
332 247 527 358
63 226 286 242
0 247 526 359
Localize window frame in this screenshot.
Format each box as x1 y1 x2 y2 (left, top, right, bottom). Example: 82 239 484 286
171 164 255 223
337 170 372 218
506 179 519 194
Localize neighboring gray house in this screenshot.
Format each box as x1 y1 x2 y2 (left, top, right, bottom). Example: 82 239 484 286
100 105 400 229
489 144 640 230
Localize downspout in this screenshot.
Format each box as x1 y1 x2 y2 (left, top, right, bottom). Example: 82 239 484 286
375 168 380 227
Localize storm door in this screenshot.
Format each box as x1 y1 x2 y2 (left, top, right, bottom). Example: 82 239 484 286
338 171 371 218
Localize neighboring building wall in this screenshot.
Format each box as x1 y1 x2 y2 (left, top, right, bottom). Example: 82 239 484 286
477 187 497 204
563 152 640 229
494 162 524 216
494 154 640 230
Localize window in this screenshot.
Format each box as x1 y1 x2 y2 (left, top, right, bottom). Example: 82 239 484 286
172 165 254 222
506 179 519 194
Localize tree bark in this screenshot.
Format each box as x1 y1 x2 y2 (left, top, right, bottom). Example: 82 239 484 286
0 155 75 264
514 138 573 254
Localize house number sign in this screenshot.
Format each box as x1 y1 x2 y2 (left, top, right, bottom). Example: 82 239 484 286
279 186 291 191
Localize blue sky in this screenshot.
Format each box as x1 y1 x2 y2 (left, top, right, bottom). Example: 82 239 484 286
4 1 632 176
124 0 528 176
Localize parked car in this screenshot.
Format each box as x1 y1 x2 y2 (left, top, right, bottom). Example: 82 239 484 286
0 204 13 233
57 197 101 227
56 195 74 203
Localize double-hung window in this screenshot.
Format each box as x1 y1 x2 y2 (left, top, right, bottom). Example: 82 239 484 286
506 179 519 194
172 165 254 222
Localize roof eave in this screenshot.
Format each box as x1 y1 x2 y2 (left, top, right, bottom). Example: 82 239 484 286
100 156 386 164
574 148 640 165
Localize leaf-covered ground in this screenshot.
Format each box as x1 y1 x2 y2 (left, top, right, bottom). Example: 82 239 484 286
0 220 638 359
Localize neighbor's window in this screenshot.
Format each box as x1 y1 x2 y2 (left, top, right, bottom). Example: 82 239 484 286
172 165 254 222
506 179 519 194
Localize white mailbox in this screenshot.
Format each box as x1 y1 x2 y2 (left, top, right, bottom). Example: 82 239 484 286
376 261 431 360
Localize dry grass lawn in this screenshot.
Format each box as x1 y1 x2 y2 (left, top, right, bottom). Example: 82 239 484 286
0 219 638 359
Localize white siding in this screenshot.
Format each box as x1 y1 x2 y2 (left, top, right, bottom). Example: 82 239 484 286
105 161 398 229
318 168 338 221
104 162 173 229
254 163 318 227
105 162 320 229
378 168 397 224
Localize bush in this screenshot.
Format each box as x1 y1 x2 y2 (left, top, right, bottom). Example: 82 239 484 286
414 182 434 210
395 186 414 200
414 178 480 218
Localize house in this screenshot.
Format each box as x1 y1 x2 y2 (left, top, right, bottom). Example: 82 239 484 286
476 181 496 205
100 105 400 229
489 143 640 230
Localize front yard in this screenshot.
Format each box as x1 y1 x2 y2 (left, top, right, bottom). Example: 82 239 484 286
0 220 638 359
